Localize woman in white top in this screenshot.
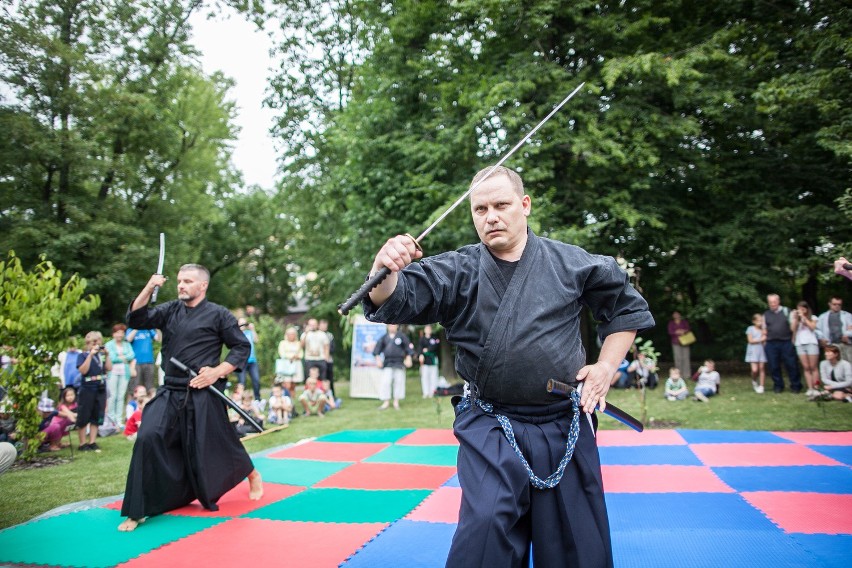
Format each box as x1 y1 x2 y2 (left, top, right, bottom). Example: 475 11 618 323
817 345 852 402
792 301 819 396
276 327 304 397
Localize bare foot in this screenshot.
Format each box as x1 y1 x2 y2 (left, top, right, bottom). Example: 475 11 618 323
248 470 263 500
118 518 145 532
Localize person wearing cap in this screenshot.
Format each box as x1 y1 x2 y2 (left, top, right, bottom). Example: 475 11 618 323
76 331 111 452
37 397 56 432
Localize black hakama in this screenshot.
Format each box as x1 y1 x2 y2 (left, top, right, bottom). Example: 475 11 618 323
449 401 611 568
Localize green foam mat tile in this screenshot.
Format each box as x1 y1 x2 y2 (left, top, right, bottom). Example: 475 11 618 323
0 507 221 567
316 428 416 443
244 488 431 523
252 456 353 486
363 444 459 466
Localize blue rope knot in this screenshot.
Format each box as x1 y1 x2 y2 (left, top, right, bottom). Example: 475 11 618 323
476 390 581 490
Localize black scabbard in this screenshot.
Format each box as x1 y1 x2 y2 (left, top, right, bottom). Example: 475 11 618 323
170 357 264 433
547 379 644 432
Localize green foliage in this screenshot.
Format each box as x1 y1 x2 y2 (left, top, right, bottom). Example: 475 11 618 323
0 251 99 460
268 0 851 360
0 1 295 328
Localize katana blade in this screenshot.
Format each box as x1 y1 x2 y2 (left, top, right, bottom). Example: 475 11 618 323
416 81 585 243
151 232 165 303
339 82 586 315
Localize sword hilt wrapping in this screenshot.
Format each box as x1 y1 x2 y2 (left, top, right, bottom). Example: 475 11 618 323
338 234 422 315
338 266 391 315
169 357 263 433
151 285 160 303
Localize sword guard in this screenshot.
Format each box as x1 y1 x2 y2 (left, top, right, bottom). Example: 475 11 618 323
404 233 423 253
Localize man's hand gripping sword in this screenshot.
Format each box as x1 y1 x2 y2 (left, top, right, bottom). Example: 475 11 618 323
338 83 586 315
547 379 644 432
171 357 264 433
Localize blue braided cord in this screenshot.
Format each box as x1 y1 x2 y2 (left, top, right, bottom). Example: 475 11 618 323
474 391 581 490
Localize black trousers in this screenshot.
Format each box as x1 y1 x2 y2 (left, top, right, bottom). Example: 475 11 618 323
121 380 254 519
447 400 612 568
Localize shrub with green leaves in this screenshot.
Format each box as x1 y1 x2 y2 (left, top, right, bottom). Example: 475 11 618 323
0 252 99 459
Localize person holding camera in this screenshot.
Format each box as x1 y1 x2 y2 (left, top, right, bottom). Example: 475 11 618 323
792 301 820 396
75 331 112 451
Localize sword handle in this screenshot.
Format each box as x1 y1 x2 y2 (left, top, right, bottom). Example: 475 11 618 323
338 267 391 315
151 285 160 303
547 379 644 432
170 357 263 433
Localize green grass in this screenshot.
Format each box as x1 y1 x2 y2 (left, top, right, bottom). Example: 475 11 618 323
1 373 850 530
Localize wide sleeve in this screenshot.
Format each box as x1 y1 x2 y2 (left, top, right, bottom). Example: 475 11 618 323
372 336 385 356
838 361 852 389
126 300 170 331
363 250 472 327
581 255 655 338
219 309 251 371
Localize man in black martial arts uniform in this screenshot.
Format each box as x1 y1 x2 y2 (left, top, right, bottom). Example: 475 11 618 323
118 264 263 531
364 167 654 567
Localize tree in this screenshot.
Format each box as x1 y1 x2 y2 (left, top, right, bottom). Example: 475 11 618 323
0 0 284 326
0 251 99 460
268 0 850 359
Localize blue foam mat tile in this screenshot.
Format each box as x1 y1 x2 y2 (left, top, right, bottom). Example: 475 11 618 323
809 445 852 466
606 493 779 532
341 519 456 567
443 474 460 488
612 528 819 568
713 465 852 493
788 534 852 568
676 429 790 444
598 445 702 466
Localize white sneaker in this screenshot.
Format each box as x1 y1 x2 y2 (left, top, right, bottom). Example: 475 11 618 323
755 385 764 394
752 380 759 391
694 391 709 402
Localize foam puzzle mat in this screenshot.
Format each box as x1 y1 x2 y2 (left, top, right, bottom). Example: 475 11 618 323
1 428 850 567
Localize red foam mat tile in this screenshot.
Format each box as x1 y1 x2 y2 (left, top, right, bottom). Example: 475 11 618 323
602 465 735 493
405 486 462 524
772 431 852 446
596 429 687 446
314 462 456 490
741 491 852 534
266 441 389 462
397 429 459 446
117 517 388 568
105 482 304 518
690 443 843 467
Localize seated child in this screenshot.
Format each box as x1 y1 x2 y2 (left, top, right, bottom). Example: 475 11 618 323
125 385 148 424
124 396 148 442
693 359 720 402
610 359 631 389
299 376 328 417
229 381 245 405
628 353 658 389
235 392 264 437
664 368 689 401
267 384 293 425
41 388 78 451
